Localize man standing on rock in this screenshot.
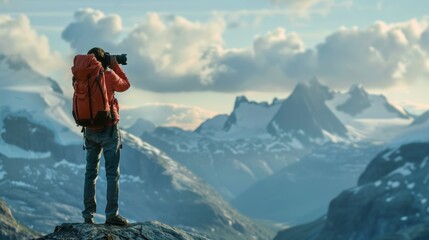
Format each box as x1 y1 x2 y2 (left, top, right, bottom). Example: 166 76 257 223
72 47 130 226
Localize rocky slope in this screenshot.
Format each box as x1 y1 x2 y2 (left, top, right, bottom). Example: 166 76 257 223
0 199 40 240
38 221 208 240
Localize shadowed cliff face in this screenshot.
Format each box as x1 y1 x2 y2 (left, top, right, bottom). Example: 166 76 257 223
37 221 208 240
0 199 41 240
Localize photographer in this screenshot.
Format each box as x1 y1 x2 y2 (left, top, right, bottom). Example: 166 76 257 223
81 47 130 226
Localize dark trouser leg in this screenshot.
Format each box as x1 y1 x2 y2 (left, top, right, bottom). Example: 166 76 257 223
82 138 102 219
103 125 121 218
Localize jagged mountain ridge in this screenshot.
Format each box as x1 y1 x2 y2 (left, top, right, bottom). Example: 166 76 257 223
222 95 282 137
334 84 410 119
0 54 273 240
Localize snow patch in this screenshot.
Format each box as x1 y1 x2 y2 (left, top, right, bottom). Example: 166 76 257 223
44 168 57 181
420 157 429 169
389 162 415 177
10 180 38 189
223 99 281 139
382 149 396 161
387 181 400 188
54 159 85 175
0 164 6 180
374 180 382 187
120 175 145 184
266 141 290 152
232 159 255 179
0 140 51 159
350 186 364 194
288 138 304 150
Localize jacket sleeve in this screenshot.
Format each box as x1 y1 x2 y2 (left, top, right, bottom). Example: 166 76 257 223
109 63 130 92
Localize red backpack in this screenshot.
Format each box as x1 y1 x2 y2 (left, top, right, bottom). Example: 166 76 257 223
71 54 113 128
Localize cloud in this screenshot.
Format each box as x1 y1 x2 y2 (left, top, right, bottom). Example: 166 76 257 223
270 0 353 17
121 103 217 130
62 8 122 52
62 9 429 92
0 14 65 76
316 19 429 88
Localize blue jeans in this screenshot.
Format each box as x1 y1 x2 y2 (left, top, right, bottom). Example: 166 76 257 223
82 124 121 219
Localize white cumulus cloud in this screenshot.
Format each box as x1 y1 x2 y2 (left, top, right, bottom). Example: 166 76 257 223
316 19 429 88
62 9 429 93
62 8 123 53
0 14 65 76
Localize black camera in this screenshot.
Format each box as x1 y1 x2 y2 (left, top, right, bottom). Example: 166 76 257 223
104 52 127 66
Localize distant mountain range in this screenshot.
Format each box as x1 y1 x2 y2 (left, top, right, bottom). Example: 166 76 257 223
0 54 273 240
139 78 414 203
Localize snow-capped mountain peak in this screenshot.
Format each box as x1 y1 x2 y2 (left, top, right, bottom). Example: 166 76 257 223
232 95 250 110
267 80 347 139
0 53 80 150
330 84 410 120
221 96 282 137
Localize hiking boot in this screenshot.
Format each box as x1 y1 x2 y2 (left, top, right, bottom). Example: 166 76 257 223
105 215 128 226
84 218 94 224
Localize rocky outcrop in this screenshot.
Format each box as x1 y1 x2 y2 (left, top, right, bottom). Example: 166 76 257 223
38 221 208 240
318 142 429 240
275 142 429 240
0 199 40 240
273 217 325 240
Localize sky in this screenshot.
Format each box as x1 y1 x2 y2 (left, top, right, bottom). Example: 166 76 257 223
1 0 429 129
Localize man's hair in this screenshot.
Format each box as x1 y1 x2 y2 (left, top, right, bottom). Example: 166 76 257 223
87 47 106 68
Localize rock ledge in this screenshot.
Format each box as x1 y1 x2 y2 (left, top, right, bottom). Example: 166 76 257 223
37 221 209 240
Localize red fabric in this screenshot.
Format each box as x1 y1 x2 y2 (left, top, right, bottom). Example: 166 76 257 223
71 55 110 127
71 54 103 81
104 62 130 124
